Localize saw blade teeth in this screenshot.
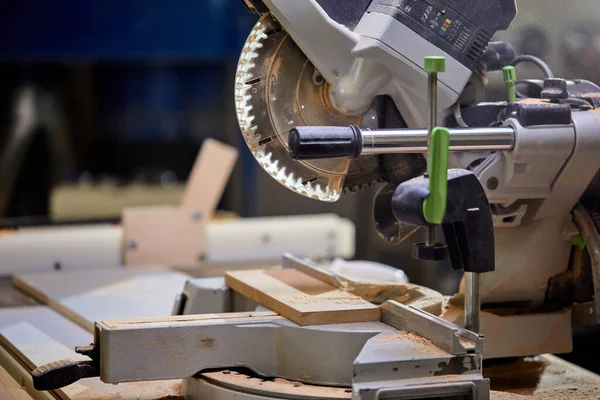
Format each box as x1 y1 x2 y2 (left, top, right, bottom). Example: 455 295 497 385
234 16 343 203
278 167 287 179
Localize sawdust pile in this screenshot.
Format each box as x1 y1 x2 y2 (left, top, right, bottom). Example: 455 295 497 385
344 281 445 316
491 387 600 400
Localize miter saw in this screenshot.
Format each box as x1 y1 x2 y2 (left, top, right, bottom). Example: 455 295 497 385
27 1 600 399
236 0 600 335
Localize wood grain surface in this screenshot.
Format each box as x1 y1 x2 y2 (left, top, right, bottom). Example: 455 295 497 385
225 268 380 326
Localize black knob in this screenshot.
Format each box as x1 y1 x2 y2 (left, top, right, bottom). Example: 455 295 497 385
289 126 362 160
541 78 569 101
479 41 516 71
413 242 448 261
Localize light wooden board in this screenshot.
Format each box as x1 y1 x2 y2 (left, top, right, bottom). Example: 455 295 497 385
122 206 207 267
51 184 184 221
0 306 182 400
224 269 380 326
122 139 238 269
13 268 189 331
0 365 33 400
180 138 238 213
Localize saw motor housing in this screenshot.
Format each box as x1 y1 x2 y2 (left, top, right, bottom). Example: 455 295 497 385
243 0 516 127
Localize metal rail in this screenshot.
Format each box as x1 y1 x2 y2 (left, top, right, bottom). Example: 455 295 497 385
360 127 515 155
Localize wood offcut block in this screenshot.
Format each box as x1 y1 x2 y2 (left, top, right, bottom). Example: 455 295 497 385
225 269 380 326
122 206 206 268
122 138 238 268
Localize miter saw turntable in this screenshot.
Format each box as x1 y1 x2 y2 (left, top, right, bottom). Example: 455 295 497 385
24 0 600 399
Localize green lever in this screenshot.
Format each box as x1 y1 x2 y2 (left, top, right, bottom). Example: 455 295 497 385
503 66 517 103
422 127 450 225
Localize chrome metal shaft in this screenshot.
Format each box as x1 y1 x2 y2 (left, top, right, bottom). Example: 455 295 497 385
360 127 515 155
464 272 481 333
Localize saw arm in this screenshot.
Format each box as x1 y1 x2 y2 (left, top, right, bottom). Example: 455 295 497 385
236 1 517 202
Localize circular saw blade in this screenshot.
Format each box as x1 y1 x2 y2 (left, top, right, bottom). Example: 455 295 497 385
235 15 383 202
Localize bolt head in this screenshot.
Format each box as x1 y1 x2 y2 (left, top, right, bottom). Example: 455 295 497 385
486 177 499 190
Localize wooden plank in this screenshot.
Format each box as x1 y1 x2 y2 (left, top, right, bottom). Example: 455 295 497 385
0 346 54 400
224 269 380 326
13 268 189 332
51 184 183 221
122 205 207 267
180 138 238 214
0 278 38 308
0 366 33 400
0 306 182 400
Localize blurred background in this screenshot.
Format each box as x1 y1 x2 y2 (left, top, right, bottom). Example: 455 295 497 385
1 0 600 296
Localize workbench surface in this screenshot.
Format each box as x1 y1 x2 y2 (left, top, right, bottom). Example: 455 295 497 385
1 276 599 399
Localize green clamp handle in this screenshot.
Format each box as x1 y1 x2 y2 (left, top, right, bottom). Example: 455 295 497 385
503 66 517 103
422 127 450 225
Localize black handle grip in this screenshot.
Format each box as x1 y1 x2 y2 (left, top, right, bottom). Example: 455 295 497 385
289 125 362 160
392 169 495 273
32 359 99 390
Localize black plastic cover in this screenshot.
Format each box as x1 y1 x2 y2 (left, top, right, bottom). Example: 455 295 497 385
413 242 448 261
367 0 517 68
289 126 362 160
502 103 572 126
392 169 495 273
316 0 373 28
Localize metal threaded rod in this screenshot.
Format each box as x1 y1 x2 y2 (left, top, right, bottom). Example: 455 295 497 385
464 272 481 333
427 73 438 166
426 68 439 246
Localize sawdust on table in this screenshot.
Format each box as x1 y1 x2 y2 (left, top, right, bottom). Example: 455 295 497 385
379 329 447 356
202 371 351 399
491 391 529 400
343 281 444 316
277 293 367 305
459 337 475 349
72 379 183 400
488 356 600 400
491 387 600 400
